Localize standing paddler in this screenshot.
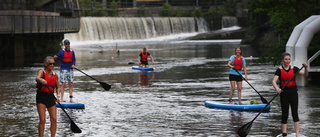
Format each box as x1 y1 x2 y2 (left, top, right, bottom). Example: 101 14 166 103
138 47 154 68
54 39 76 103
272 52 308 137
227 47 248 104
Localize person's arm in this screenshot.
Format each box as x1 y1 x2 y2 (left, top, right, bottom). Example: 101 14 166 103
272 75 282 94
243 64 248 81
299 63 309 77
227 60 235 69
71 51 76 68
54 50 62 62
55 74 60 102
35 69 47 85
138 53 142 64
149 55 154 64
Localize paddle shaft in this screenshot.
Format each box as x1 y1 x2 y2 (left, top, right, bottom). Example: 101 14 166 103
248 66 304 123
56 57 102 83
235 70 268 103
44 85 76 122
74 67 101 83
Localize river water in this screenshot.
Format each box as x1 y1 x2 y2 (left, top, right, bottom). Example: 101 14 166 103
1 38 320 137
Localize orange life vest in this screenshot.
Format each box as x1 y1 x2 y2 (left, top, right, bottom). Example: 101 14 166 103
141 51 148 62
233 55 243 70
279 66 296 87
40 69 56 93
63 49 73 63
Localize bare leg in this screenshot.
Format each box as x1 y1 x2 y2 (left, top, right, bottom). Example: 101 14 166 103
236 81 242 103
69 82 74 103
139 64 143 68
294 121 300 137
146 65 149 68
47 105 57 137
61 82 66 102
282 124 287 137
37 103 46 137
229 81 236 104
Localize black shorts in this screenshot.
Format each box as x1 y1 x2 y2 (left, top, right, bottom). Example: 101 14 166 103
36 92 56 108
140 60 148 65
229 74 242 82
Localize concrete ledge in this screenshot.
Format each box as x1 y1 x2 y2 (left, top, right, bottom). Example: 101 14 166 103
0 10 59 16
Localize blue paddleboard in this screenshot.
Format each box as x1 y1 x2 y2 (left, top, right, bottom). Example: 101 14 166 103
56 102 85 109
132 66 154 71
205 101 270 111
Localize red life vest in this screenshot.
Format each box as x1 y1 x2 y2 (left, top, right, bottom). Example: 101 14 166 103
40 69 56 93
279 66 296 87
63 49 73 63
233 55 243 70
141 51 148 62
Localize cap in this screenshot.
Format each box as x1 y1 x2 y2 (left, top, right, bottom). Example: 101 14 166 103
64 39 70 44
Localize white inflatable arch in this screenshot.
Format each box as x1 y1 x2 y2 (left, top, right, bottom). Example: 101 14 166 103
286 15 320 86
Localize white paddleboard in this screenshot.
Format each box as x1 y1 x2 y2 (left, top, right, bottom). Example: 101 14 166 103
276 133 306 137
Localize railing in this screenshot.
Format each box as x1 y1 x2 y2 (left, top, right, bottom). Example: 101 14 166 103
0 15 80 34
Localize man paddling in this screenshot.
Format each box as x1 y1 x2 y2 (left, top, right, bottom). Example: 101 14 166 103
138 47 154 68
54 39 76 103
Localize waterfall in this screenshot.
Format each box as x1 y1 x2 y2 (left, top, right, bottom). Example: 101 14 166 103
221 16 238 28
65 17 209 42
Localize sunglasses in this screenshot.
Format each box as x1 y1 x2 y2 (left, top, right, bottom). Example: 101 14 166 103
48 63 55 65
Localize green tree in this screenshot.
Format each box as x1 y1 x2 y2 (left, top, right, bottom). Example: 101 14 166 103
160 2 173 17
108 0 120 17
249 0 320 65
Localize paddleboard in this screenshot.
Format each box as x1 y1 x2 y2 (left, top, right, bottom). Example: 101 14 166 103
132 66 154 71
56 102 85 109
204 101 270 111
276 133 306 137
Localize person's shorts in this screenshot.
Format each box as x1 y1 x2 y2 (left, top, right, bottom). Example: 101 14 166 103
140 60 148 65
60 69 74 83
36 92 55 108
229 74 242 82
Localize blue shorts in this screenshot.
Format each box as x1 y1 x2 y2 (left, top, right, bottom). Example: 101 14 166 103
60 69 74 83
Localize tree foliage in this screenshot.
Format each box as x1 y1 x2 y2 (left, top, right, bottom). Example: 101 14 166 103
249 0 320 65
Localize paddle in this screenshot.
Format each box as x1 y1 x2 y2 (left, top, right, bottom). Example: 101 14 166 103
73 67 111 91
44 85 82 133
237 66 304 137
235 70 268 104
57 57 111 91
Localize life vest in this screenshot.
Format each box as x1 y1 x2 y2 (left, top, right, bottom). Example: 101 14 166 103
233 55 243 70
39 69 56 93
63 49 73 63
141 51 148 62
279 66 296 87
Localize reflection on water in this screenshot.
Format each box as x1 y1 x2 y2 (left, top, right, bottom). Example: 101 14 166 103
137 71 154 88
0 40 320 136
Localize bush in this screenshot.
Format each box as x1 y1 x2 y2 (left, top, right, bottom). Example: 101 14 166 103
108 0 120 17
160 2 173 17
138 5 149 17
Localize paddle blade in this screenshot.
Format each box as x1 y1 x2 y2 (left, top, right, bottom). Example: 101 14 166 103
237 121 253 137
100 82 111 91
71 121 82 133
261 96 268 104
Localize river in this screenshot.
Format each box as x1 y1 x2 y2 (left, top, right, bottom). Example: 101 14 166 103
1 39 320 137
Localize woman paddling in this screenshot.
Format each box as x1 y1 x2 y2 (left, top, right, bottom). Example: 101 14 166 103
272 52 308 137
227 47 247 104
35 56 60 137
